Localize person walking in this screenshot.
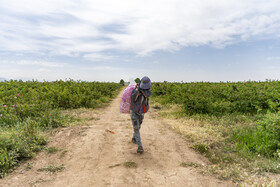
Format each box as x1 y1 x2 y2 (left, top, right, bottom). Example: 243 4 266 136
130 76 152 154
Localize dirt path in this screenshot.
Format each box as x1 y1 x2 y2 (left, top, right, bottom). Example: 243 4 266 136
1 90 233 187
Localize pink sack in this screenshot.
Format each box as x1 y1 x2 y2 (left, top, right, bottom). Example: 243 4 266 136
120 83 136 113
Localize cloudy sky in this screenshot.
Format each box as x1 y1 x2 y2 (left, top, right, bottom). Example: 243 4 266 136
1 0 280 82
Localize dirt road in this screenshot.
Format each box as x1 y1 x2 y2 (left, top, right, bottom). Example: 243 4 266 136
1 90 233 187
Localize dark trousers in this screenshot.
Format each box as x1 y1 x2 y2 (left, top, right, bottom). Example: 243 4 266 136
130 111 144 147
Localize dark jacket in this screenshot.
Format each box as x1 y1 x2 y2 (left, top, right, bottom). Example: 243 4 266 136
130 87 152 115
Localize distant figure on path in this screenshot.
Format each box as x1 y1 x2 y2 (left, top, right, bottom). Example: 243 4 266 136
130 76 152 154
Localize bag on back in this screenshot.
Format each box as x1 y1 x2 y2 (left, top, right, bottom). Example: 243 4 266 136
130 90 150 114
120 80 136 113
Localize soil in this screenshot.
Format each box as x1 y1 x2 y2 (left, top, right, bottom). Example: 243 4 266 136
0 90 233 187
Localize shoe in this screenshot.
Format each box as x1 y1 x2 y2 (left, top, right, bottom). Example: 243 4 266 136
137 146 144 154
132 137 137 144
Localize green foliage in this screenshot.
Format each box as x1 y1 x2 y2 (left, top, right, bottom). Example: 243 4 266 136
192 143 209 154
232 113 280 158
0 120 46 178
123 161 137 168
134 78 140 84
0 80 121 178
119 79 125 85
152 81 280 162
152 81 280 116
46 147 58 154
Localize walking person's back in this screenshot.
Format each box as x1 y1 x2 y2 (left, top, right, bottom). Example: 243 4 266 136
130 76 152 154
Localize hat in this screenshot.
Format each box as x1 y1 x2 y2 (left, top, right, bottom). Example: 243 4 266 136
139 76 151 89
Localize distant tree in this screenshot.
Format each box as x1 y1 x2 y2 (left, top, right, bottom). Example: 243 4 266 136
119 79 125 86
134 78 140 84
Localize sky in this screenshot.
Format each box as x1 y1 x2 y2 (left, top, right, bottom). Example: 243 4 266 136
1 0 280 82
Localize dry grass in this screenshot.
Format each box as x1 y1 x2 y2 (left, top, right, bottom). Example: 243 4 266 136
29 178 53 186
180 161 202 168
151 102 228 145
37 164 65 173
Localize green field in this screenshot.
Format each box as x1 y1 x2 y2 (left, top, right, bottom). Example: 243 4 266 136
151 81 280 181
1 79 279 182
152 80 280 115
0 80 121 177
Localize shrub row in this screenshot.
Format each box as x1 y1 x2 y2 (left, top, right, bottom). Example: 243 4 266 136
152 80 280 115
0 80 121 177
151 81 280 158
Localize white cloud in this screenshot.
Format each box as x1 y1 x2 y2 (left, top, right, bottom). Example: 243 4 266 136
0 1 280 83
0 0 279 57
17 60 67 67
83 53 117 61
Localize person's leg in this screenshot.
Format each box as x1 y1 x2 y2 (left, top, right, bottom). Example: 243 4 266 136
136 114 144 153
132 114 144 140
139 114 144 128
130 112 143 151
131 112 137 144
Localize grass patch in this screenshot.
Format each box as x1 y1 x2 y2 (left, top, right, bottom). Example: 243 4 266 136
29 178 53 187
123 161 137 168
26 162 33 170
180 161 202 168
45 146 59 154
232 113 280 159
0 120 47 178
37 164 65 173
192 143 209 154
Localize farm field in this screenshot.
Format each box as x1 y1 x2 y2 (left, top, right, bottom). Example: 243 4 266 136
0 87 233 187
2 0 280 186
151 81 280 184
0 80 122 178
0 80 279 186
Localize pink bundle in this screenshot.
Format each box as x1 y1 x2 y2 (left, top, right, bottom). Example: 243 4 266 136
120 84 136 113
